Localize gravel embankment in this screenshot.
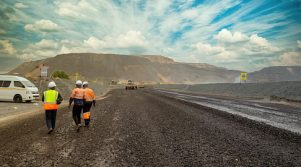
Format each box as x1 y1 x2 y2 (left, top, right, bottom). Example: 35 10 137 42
155 81 301 101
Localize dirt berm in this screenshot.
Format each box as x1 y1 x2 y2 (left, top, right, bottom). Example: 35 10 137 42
155 81 301 101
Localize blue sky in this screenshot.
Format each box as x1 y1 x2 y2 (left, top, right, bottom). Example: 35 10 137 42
0 0 301 73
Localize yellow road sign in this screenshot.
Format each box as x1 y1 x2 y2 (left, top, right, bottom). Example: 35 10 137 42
240 72 248 81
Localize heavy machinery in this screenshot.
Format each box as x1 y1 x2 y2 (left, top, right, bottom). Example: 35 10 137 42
125 80 137 90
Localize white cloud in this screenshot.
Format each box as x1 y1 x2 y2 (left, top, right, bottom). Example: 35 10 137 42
181 8 199 19
20 39 59 60
84 31 148 49
24 19 59 32
194 42 225 55
192 42 237 62
58 40 90 54
57 5 79 18
249 34 269 47
84 36 105 49
58 31 149 55
0 40 16 55
32 39 58 49
56 0 97 18
217 50 238 60
59 45 89 55
19 50 57 60
15 3 28 9
213 29 280 53
162 47 174 54
115 31 148 48
250 34 280 52
273 52 301 66
59 46 72 54
214 29 248 43
190 29 281 68
297 40 301 48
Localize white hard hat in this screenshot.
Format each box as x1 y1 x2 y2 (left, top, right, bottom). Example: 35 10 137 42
76 80 82 85
83 81 88 85
48 81 56 88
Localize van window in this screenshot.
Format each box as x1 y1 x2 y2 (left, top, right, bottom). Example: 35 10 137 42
14 81 25 88
2 81 11 87
0 80 3 87
22 81 35 87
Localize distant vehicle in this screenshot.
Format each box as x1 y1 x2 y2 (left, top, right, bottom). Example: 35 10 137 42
138 82 145 88
125 80 137 90
111 80 118 85
0 75 39 103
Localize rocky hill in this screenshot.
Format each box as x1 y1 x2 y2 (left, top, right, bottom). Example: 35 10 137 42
10 53 300 84
9 53 241 84
248 66 301 82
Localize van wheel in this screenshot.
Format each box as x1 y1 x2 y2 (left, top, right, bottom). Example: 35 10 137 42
26 100 32 103
13 95 23 103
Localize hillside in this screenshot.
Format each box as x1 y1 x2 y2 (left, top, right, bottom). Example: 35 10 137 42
248 66 301 82
9 53 240 84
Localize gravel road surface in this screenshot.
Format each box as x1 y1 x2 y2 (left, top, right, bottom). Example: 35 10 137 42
0 101 41 127
0 89 300 166
155 89 301 134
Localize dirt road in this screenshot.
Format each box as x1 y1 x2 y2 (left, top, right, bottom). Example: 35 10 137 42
0 89 300 166
0 101 41 124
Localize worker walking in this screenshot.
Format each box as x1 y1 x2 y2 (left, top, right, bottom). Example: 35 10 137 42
69 80 85 132
42 81 63 134
83 81 96 128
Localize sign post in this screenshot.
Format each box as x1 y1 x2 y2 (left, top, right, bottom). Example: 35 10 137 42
39 64 49 89
75 73 79 81
40 66 48 77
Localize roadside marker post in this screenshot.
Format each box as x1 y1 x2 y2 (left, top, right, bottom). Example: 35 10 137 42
75 73 79 81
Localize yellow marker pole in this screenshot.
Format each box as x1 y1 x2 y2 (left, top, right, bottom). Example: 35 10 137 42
75 73 78 81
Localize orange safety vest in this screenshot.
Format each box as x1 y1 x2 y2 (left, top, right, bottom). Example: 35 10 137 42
84 88 96 102
43 90 59 110
70 88 85 99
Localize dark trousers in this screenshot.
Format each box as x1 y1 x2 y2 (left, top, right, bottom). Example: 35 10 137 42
45 110 57 130
72 105 83 125
83 102 93 126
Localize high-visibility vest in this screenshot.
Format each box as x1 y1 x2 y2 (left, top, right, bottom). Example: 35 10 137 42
70 88 85 99
43 90 59 110
84 88 96 102
70 88 85 105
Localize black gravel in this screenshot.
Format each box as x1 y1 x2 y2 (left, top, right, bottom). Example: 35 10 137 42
0 89 300 166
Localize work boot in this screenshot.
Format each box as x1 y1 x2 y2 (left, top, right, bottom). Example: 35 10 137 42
48 128 53 134
76 124 81 132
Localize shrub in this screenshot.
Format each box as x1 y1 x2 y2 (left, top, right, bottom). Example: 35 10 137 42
52 71 69 79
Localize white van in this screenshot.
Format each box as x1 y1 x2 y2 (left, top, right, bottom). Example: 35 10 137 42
0 75 39 103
